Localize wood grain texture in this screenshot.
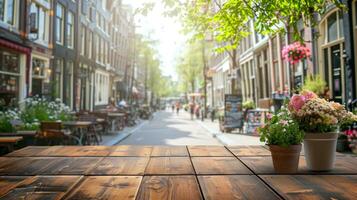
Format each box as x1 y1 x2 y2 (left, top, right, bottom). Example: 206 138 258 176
65 176 142 200
0 175 82 200
240 156 357 174
0 176 30 197
88 157 149 175
0 157 57 175
151 146 189 157
191 157 252 175
198 175 281 200
145 157 194 175
137 176 202 200
4 146 49 157
261 175 357 200
227 146 271 157
110 145 152 156
188 146 233 157
38 157 103 175
37 146 113 157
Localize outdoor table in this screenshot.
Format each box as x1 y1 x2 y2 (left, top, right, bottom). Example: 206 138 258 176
62 121 93 145
1 145 357 199
107 112 126 132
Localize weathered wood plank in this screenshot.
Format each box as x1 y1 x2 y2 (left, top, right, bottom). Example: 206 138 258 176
37 146 114 157
198 175 281 200
65 176 142 200
188 146 233 157
88 157 149 175
109 146 152 157
39 157 103 175
0 175 82 200
137 176 202 200
240 156 357 174
0 176 30 197
145 157 194 175
227 146 271 157
261 175 357 200
191 157 252 175
151 146 188 157
4 146 49 157
0 157 57 175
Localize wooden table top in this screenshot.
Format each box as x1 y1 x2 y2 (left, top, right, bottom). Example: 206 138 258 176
62 121 93 127
1 145 357 200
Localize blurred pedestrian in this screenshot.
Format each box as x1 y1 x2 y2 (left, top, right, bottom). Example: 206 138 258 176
190 103 195 120
176 102 180 115
171 104 175 113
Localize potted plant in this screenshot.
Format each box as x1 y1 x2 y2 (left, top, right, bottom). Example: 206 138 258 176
258 107 304 173
288 90 357 171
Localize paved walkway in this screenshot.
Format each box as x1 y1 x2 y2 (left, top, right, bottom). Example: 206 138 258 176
117 110 221 145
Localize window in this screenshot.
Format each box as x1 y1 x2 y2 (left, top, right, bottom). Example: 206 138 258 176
88 31 92 59
80 25 86 55
64 61 73 107
29 2 48 42
320 10 345 103
0 0 16 26
56 3 64 44
272 36 280 91
53 59 63 99
67 11 74 48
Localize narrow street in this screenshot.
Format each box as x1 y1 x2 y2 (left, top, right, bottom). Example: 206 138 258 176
118 110 222 145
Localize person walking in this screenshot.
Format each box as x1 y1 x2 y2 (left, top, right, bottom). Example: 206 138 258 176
190 103 195 120
175 102 180 115
171 104 175 113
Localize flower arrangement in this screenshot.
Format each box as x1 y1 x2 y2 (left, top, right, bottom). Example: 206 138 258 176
0 96 73 132
282 42 311 64
258 107 304 147
345 129 357 153
288 90 357 133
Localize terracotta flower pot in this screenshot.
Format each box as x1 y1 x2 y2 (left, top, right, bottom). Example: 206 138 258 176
304 132 338 171
269 144 302 173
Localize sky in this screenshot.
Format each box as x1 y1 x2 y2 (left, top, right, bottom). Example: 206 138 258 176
123 0 186 81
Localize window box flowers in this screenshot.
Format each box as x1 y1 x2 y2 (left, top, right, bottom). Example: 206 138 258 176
258 107 304 173
288 90 357 171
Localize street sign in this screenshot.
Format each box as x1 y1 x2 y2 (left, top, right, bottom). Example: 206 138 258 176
224 94 243 129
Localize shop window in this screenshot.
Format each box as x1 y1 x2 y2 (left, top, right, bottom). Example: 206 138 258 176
32 58 45 78
0 50 20 107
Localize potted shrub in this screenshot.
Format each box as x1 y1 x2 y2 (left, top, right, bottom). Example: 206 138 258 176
288 90 357 171
258 107 304 173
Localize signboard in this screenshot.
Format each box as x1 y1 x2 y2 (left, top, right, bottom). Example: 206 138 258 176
224 94 243 128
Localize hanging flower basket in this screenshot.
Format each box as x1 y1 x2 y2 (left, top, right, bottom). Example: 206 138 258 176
282 42 311 65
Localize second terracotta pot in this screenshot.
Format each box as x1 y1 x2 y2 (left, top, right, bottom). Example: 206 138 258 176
269 144 302 173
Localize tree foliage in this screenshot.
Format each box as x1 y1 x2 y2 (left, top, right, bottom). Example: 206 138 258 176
163 0 344 49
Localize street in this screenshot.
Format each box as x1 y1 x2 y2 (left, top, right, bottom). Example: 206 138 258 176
118 110 222 145
117 110 263 146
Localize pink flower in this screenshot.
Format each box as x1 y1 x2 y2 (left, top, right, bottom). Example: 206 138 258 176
289 95 306 111
266 113 273 120
279 120 289 126
301 90 317 101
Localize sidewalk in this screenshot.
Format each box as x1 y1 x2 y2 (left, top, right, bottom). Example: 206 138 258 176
195 115 264 146
99 119 148 146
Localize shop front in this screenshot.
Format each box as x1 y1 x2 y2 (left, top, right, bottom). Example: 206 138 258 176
0 39 30 109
